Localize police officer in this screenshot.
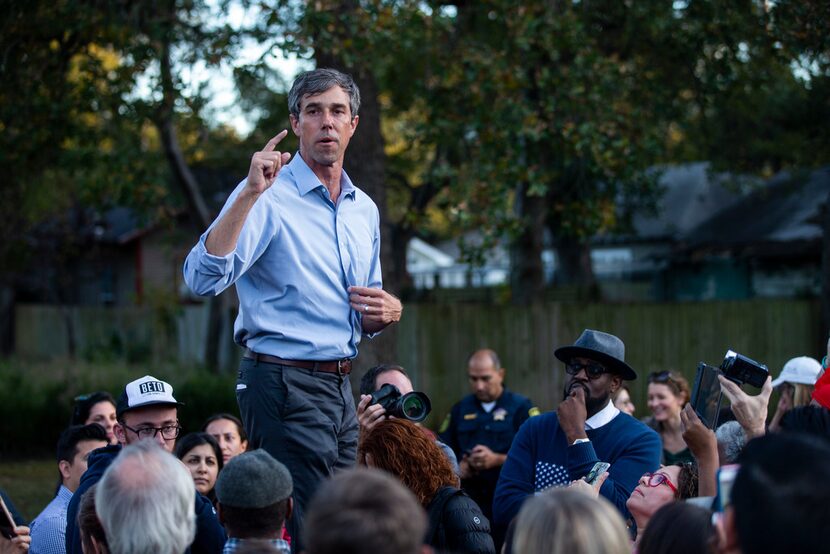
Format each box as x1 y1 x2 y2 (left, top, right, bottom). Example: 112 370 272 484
438 349 538 533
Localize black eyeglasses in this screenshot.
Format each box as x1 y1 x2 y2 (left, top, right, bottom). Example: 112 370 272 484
565 361 607 380
122 423 182 441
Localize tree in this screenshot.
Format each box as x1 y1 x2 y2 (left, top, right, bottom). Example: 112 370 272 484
0 0 253 367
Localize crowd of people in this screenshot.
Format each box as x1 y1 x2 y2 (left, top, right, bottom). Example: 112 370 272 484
2 333 829 554
4 68 829 554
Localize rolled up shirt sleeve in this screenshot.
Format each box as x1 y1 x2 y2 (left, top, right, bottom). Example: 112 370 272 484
183 179 280 297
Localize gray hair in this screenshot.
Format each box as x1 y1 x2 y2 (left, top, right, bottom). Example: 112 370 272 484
288 68 360 119
513 488 630 554
716 420 747 464
96 441 196 554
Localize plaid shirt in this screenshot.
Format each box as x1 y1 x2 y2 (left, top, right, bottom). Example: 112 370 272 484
30 485 73 554
223 537 291 554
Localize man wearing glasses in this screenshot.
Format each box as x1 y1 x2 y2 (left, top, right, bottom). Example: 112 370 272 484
64 375 226 554
493 329 661 527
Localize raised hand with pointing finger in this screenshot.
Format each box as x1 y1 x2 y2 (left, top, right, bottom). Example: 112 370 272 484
246 130 292 194
204 130 292 257
183 70 402 552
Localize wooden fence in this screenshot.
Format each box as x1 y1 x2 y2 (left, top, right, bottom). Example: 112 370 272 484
13 299 822 428
397 299 822 427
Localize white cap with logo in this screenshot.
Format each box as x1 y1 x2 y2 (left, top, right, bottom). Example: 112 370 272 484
116 375 184 418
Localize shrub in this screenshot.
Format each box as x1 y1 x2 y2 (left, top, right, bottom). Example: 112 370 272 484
0 359 237 457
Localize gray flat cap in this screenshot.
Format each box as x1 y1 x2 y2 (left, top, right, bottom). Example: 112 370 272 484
215 449 293 508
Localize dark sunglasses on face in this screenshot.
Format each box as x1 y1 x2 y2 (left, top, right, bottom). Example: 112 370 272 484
565 361 607 380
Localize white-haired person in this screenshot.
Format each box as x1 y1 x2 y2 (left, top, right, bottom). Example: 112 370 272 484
64 375 225 554
768 356 821 432
715 421 747 465
96 441 196 554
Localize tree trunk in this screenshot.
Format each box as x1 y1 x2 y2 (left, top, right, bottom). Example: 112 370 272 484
155 7 223 372
555 233 599 299
313 7 399 368
390 224 415 297
511 181 547 303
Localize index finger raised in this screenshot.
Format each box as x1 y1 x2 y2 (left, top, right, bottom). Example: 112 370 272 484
262 129 289 152
760 376 773 399
682 403 700 423
718 375 742 401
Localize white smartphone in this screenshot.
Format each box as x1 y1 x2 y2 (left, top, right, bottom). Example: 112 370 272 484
583 461 611 486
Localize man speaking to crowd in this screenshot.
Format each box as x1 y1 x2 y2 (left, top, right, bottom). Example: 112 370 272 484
184 68 402 549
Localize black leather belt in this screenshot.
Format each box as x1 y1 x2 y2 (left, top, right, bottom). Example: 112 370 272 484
244 349 352 375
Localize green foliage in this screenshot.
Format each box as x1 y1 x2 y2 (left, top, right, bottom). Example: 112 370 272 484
1 0 826 297
0 359 236 457
0 459 56 523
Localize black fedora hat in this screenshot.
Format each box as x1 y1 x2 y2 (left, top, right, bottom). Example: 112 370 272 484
554 329 637 381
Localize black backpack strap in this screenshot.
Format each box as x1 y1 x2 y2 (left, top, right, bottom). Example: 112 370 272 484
426 486 463 544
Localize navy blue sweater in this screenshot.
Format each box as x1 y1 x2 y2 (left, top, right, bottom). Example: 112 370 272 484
493 411 661 525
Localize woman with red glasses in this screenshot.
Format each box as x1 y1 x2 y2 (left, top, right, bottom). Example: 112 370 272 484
625 463 698 549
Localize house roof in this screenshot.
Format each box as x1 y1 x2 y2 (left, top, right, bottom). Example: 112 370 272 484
85 167 244 245
678 167 830 258
631 162 754 241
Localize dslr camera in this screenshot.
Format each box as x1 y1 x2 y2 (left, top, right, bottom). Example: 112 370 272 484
369 384 432 423
720 350 768 388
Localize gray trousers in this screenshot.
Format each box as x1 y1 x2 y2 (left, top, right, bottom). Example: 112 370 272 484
236 357 358 552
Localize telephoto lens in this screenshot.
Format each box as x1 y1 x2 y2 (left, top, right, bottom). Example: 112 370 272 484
398 392 431 422
369 384 432 422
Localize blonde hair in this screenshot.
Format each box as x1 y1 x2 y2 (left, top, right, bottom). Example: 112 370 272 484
512 488 630 554
792 383 814 408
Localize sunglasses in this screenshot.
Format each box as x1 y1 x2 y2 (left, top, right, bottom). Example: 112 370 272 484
565 361 607 380
648 370 673 383
641 472 678 495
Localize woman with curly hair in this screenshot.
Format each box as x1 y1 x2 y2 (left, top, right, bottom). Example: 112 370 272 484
625 462 699 549
359 418 495 554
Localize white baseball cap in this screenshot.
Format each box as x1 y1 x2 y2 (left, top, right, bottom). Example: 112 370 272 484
770 357 821 388
116 375 183 417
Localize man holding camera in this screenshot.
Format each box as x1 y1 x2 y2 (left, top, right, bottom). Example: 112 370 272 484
357 364 459 474
493 330 661 527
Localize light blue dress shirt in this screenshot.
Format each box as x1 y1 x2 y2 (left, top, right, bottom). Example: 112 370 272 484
29 485 72 554
183 153 381 360
223 537 291 554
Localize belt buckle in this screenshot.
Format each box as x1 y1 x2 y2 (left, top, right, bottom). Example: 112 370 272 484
336 360 344 376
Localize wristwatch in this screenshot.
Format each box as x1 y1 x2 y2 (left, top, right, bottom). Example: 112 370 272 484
572 438 591 446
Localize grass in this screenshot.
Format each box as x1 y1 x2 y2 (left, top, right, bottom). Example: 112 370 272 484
0 459 57 522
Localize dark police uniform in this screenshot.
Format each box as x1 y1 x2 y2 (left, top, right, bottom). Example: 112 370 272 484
438 388 538 522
